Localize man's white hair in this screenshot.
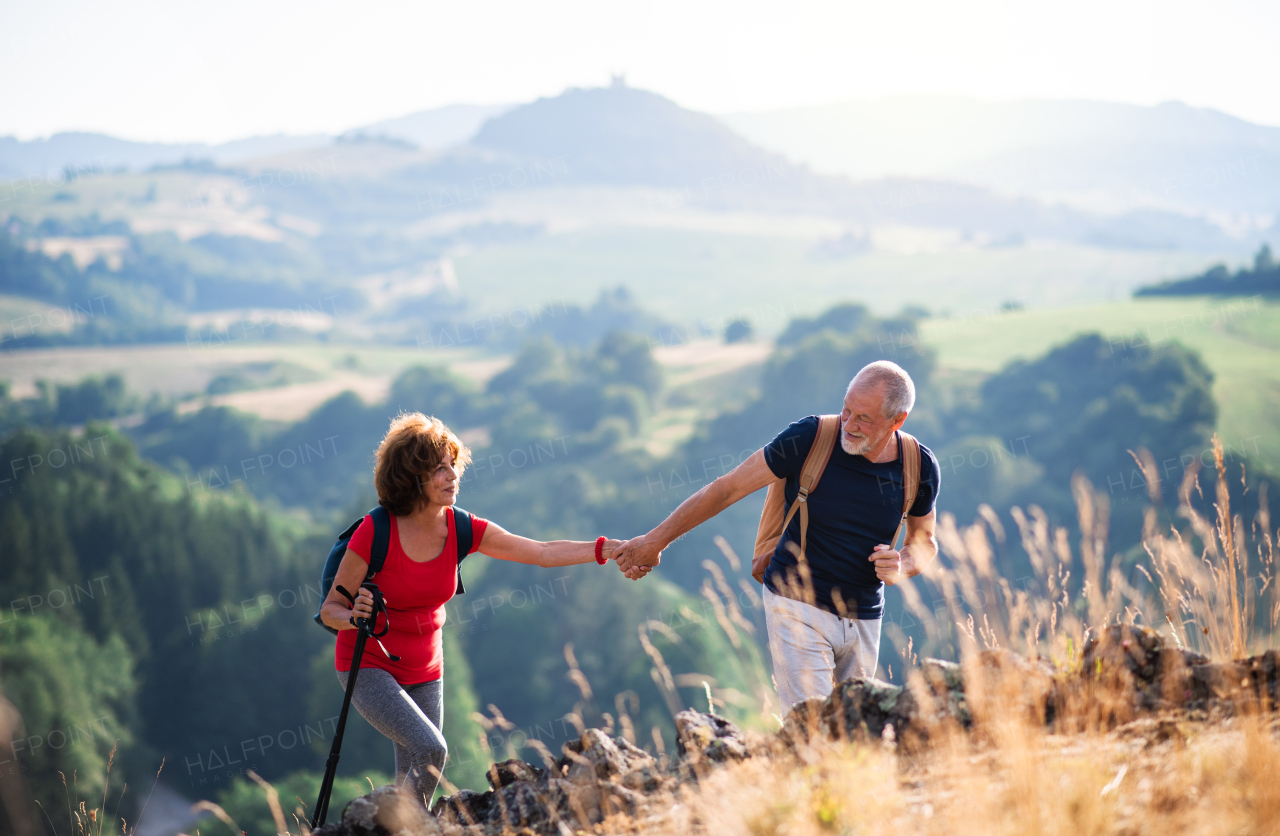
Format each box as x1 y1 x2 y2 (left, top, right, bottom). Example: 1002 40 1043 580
848 361 916 418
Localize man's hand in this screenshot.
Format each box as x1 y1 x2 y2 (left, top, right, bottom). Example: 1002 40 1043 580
869 544 922 586
613 535 663 581
870 544 901 585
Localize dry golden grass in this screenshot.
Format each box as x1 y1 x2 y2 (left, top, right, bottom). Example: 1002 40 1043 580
623 434 1280 836
631 712 1280 836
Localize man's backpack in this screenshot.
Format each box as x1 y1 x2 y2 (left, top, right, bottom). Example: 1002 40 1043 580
751 415 921 584
314 505 476 635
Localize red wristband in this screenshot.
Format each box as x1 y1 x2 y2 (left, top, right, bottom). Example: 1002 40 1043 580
595 536 607 565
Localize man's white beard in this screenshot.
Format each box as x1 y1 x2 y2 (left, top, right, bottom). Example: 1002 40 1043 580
841 432 872 456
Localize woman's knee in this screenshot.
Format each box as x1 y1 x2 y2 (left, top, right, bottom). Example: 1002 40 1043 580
407 730 447 766
428 733 448 765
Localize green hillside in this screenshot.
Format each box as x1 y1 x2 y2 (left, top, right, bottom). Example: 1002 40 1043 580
452 225 1235 325
921 295 1280 471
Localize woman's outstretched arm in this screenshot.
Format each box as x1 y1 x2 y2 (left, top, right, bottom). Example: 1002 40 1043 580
478 523 621 567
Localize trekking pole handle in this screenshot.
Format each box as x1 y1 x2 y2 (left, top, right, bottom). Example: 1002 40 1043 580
359 581 396 641
356 581 380 630
336 582 383 631
357 581 401 661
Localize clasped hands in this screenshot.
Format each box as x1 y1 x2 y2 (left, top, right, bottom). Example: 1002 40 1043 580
613 537 921 584
612 534 662 581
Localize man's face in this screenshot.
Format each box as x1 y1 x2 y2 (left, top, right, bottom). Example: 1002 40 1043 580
839 382 903 456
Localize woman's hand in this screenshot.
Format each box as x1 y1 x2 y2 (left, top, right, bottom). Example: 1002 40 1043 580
321 549 378 631
600 538 624 564
352 586 376 623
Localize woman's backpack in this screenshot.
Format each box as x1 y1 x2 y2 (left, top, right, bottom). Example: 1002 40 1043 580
313 505 475 634
751 417 921 583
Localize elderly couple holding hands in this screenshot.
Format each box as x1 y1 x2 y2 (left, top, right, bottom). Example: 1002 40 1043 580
319 360 941 805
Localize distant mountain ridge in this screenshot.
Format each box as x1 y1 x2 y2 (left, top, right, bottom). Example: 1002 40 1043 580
1 85 1269 254
419 86 1247 251
0 104 510 180
0 131 333 180
343 104 513 148
6 90 1279 225
471 83 792 187
720 96 1280 217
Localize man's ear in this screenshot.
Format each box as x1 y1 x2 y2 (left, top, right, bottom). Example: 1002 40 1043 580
890 412 908 433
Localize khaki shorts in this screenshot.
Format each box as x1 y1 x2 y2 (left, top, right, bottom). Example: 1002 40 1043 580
763 585 882 712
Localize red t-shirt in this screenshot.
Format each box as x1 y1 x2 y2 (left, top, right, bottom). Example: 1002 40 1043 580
334 507 488 684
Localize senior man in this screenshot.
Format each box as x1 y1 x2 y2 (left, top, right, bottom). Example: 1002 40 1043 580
614 360 940 710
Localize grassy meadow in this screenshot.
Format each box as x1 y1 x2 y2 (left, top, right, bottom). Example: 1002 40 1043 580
919 295 1280 471
452 224 1235 326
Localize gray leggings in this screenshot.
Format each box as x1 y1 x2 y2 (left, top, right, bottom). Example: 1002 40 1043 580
336 668 447 803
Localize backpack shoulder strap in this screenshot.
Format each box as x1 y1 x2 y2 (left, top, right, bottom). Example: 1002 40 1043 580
751 415 841 584
452 507 473 595
367 505 392 577
780 414 841 562
800 415 841 497
891 431 922 549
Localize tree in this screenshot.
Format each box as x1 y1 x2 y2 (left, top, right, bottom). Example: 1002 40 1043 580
723 318 753 344
0 615 136 823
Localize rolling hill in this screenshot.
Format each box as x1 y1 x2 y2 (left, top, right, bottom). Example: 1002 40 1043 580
721 96 1280 220
0 82 1268 349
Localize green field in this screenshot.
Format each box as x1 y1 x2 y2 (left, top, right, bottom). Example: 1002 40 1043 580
453 225 1237 327
0 341 502 416
920 295 1280 472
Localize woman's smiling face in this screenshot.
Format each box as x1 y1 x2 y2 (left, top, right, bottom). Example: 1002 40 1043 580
421 450 460 506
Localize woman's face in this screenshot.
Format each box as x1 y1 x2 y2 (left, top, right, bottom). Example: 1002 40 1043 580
421 450 460 507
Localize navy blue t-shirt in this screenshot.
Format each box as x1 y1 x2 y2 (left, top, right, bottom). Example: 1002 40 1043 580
762 416 940 619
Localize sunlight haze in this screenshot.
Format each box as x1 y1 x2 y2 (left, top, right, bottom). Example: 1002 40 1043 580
2 0 1277 142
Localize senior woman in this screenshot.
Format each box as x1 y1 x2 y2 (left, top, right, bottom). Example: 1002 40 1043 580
319 412 620 804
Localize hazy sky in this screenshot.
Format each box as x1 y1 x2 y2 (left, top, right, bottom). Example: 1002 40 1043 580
3 0 1277 143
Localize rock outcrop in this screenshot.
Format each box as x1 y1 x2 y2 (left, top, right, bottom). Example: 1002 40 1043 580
674 709 750 764
336 785 444 836
781 625 1278 744
315 711 741 836
1076 624 1280 713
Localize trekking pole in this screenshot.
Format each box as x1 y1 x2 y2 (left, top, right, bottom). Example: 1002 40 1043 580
312 582 396 828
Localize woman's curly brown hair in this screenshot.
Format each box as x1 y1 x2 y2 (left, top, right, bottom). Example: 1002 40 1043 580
373 413 472 515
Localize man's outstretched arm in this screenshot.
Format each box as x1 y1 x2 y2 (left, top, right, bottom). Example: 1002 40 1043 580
615 448 776 579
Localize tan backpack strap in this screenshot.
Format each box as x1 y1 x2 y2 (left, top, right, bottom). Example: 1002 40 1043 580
752 415 840 583
791 415 840 560
800 416 840 500
891 430 922 550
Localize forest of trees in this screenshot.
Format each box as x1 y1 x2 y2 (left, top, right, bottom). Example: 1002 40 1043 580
0 218 681 351
0 300 1270 831
1136 243 1279 296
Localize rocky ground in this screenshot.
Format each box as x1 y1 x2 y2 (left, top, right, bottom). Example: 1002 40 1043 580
313 626 1279 836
